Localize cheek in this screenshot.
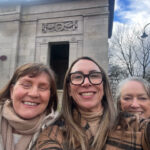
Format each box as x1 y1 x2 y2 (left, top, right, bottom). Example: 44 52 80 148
11 86 24 100
69 85 77 97
96 84 104 96
42 91 51 103
120 100 129 110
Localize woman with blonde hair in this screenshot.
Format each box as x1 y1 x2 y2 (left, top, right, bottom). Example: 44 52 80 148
0 63 58 150
105 77 150 150
116 76 150 118
36 56 116 150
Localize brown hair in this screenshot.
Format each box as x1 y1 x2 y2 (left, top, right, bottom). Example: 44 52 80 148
61 56 116 150
0 63 58 112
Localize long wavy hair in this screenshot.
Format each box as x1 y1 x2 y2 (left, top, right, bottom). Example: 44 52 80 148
0 63 58 113
61 56 116 150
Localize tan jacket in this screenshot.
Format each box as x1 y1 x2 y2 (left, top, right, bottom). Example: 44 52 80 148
105 113 150 150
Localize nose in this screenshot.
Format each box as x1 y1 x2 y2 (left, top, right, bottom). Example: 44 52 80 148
28 86 39 97
130 98 140 108
82 76 91 86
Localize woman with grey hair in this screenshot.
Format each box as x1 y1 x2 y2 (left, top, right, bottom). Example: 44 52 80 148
105 77 150 150
116 77 150 118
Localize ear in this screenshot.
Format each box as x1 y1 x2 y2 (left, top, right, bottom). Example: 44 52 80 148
10 85 14 99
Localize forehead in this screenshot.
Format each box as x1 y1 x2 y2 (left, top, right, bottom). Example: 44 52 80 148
71 59 100 72
123 81 144 89
18 72 50 82
121 81 146 94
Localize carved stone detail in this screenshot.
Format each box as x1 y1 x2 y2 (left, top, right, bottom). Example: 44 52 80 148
42 20 78 33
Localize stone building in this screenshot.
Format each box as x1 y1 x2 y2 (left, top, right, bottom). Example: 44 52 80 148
0 0 115 92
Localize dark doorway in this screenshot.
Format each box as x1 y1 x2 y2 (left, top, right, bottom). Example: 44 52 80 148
49 42 69 89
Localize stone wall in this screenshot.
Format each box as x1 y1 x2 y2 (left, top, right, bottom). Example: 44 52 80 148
0 0 110 89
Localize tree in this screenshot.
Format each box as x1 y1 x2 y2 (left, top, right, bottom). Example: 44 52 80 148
109 64 128 82
145 67 150 82
135 37 150 78
109 24 150 82
108 64 128 96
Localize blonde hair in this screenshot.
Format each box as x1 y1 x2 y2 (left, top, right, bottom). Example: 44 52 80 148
61 56 116 150
116 76 150 112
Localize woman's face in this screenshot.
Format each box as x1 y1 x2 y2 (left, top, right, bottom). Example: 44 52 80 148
69 59 104 112
10 72 50 119
120 81 150 118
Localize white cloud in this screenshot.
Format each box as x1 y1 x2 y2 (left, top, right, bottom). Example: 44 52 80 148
114 0 120 11
115 0 150 27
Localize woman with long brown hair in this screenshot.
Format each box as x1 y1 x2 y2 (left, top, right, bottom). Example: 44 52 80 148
36 56 116 150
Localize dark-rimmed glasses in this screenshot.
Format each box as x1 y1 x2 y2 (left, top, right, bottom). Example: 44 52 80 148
69 72 103 85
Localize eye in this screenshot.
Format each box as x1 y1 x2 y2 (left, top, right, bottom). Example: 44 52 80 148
71 74 83 80
138 97 148 101
20 82 32 89
38 83 50 91
39 86 49 91
123 97 132 101
90 72 101 78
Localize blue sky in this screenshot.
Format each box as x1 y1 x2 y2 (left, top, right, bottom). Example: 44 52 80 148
114 0 131 23
114 0 150 25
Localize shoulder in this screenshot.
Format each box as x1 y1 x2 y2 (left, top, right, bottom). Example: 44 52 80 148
42 118 65 136
36 118 65 150
105 113 150 150
42 110 59 128
40 117 65 136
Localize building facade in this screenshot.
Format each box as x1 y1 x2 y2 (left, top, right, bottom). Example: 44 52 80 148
0 0 114 90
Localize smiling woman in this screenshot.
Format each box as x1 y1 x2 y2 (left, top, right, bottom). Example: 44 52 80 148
36 56 116 150
116 77 150 118
105 77 150 150
0 63 58 150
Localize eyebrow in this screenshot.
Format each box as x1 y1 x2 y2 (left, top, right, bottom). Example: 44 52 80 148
89 70 101 73
71 70 101 73
122 93 148 97
19 77 50 85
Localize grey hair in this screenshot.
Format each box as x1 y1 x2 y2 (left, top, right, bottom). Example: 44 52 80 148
115 77 150 111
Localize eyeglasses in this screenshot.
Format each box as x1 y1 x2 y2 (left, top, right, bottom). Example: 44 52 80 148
69 72 103 85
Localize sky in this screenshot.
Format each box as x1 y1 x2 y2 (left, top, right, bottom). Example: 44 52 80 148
113 0 150 32
109 0 150 70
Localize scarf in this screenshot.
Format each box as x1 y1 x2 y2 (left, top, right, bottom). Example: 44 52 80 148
1 100 46 150
79 108 103 136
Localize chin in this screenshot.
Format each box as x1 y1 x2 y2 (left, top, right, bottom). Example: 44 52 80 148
19 114 38 120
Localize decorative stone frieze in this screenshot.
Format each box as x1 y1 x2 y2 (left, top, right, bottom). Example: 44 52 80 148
42 20 78 33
